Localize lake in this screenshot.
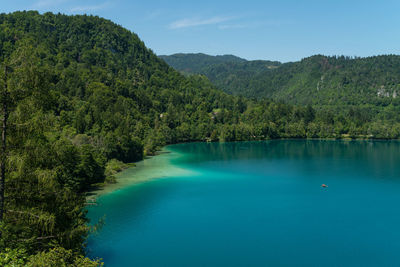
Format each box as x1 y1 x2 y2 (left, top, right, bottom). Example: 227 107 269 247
87 140 400 266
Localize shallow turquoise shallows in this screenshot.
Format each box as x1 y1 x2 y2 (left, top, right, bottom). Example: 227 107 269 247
87 140 400 267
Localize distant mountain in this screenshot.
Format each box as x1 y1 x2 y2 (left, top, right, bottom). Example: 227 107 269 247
159 53 281 96
245 55 400 107
160 53 400 109
199 59 282 97
159 53 248 74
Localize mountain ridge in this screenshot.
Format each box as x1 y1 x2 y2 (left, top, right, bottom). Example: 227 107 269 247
159 53 248 74
160 53 400 108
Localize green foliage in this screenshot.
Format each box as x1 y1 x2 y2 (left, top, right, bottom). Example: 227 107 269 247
104 159 132 184
0 247 102 267
161 53 281 95
27 247 102 267
159 53 248 74
0 248 29 266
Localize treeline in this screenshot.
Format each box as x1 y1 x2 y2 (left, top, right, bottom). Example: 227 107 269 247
0 11 400 266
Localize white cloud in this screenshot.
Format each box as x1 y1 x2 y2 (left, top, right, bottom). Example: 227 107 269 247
70 2 110 13
169 16 234 29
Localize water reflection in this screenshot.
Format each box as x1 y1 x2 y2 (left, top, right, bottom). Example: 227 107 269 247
170 140 400 183
171 140 399 162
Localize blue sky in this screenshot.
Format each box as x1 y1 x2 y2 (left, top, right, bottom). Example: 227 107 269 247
2 0 400 62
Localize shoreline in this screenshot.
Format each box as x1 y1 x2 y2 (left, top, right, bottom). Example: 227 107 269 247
86 138 399 202
86 146 193 201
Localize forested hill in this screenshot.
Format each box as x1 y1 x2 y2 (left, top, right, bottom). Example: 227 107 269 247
160 53 400 108
159 53 248 74
1 11 400 266
243 55 400 107
160 54 281 89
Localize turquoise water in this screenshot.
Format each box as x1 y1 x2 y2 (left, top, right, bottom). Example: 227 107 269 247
87 140 400 266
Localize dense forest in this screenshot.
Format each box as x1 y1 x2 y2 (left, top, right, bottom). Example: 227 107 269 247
161 53 281 92
1 11 400 266
161 53 400 110
159 53 249 74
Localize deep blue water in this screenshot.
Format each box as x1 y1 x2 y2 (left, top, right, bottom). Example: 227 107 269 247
87 140 400 266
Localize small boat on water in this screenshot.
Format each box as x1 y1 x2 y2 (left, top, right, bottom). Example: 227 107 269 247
321 184 328 188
